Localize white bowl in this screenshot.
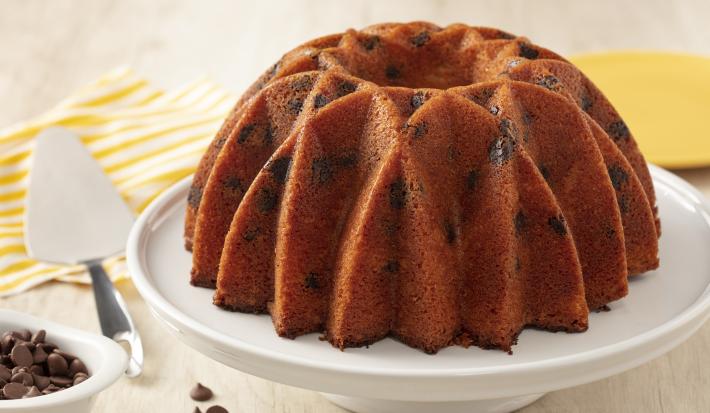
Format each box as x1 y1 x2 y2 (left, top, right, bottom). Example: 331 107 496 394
128 166 710 413
0 310 127 413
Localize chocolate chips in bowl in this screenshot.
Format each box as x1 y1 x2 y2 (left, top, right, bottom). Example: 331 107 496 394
0 329 90 400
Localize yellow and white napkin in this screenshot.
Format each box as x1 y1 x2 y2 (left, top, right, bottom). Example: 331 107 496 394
0 67 234 296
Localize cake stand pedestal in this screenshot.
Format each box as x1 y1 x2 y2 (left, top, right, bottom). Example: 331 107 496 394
128 167 710 413
321 393 545 413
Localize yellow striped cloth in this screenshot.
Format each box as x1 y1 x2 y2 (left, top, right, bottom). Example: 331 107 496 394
0 67 235 296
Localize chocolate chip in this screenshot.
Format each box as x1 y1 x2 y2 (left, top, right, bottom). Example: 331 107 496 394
389 179 407 209
515 257 522 271
30 330 45 344
608 165 629 191
605 227 617 239
237 124 256 144
404 121 428 138
73 374 88 386
49 376 73 388
444 221 457 244
291 76 313 91
0 366 10 382
489 106 500 116
580 95 593 111
519 43 539 59
262 125 275 146
10 343 33 368
267 157 292 184
383 260 399 273
32 374 50 390
337 81 357 97
607 120 629 140
618 194 630 213
222 176 243 194
361 35 380 51
22 386 41 399
498 30 516 39
29 365 44 376
488 135 516 166
242 228 260 242
410 31 430 47
548 215 567 236
535 75 559 90
538 164 550 181
500 118 518 140
313 94 329 109
41 384 61 395
311 158 333 183
193 408 203 413
514 210 527 235
3 382 27 399
466 170 479 191
410 92 425 110
47 353 68 376
15 330 31 342
68 359 88 377
385 65 400 79
256 188 278 213
287 98 304 114
469 88 494 107
206 406 229 413
11 372 32 386
188 186 203 209
190 382 214 402
304 272 320 289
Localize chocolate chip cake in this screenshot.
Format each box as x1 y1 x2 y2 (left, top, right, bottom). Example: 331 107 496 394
185 22 660 353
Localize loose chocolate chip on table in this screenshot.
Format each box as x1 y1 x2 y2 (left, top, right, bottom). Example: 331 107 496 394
3 381 28 399
193 408 203 413
47 353 69 376
190 382 214 401
10 343 33 368
206 406 229 413
23 385 41 398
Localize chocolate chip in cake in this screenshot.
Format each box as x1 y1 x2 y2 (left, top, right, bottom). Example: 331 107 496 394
410 31 430 47
256 188 278 213
190 382 214 402
360 35 380 51
389 179 407 209
580 94 593 111
222 176 243 195
538 164 551 182
488 135 516 166
469 88 494 107
618 194 630 213
519 43 539 59
304 272 320 289
311 158 333 183
607 120 630 140
497 30 516 40
383 260 399 273
337 81 357 97
267 156 292 184
187 187 203 210
489 106 500 116
608 165 629 191
262 125 275 146
287 98 304 114
605 227 617 239
410 91 426 110
466 170 479 191
237 124 256 144
514 210 527 236
242 227 260 242
515 257 522 271
336 153 357 168
444 221 457 244
535 75 559 91
500 118 518 140
313 94 329 109
205 406 229 413
291 75 313 92
404 121 428 138
548 215 567 236
385 65 400 80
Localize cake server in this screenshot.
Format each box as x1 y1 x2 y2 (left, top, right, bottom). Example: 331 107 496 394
23 127 143 377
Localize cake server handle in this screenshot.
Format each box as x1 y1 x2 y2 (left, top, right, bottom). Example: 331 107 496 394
86 259 144 378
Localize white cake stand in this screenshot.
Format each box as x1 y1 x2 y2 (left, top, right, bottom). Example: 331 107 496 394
127 166 710 413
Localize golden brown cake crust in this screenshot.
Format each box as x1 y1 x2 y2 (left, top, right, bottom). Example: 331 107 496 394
188 22 659 353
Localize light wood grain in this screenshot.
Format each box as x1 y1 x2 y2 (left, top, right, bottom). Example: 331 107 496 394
2 0 710 411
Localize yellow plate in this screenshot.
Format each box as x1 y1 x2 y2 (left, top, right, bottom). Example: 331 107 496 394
570 51 710 169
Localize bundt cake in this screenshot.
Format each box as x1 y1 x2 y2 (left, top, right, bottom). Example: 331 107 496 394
185 22 660 353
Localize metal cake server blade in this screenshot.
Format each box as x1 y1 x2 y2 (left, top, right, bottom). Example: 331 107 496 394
24 127 143 377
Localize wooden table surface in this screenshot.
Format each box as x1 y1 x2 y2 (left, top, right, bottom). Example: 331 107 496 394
2 0 710 411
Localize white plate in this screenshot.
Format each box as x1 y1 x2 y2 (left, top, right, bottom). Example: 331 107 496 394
127 165 710 413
